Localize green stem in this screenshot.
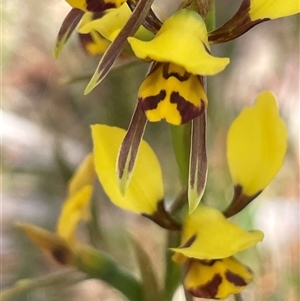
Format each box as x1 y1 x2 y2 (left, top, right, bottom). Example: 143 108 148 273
170 124 191 186
75 245 143 301
205 0 215 32
164 232 181 301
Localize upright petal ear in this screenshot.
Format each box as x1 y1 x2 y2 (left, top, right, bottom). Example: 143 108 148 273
91 125 164 215
227 91 287 197
57 186 93 245
57 153 95 245
249 0 300 20
68 153 95 195
171 205 264 259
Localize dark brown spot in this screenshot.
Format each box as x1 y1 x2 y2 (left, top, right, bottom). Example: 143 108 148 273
86 0 117 12
139 90 166 111
170 92 205 124
51 247 71 265
162 63 190 81
225 270 248 286
189 274 222 299
200 259 222 266
142 200 182 231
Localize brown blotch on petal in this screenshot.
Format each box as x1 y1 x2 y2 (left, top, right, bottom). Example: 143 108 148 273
225 270 249 286
162 63 190 81
139 90 166 111
189 274 222 299
200 259 222 266
86 0 117 12
170 92 205 124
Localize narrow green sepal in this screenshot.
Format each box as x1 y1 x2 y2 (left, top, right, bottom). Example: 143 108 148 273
84 0 155 94
54 8 84 59
117 103 147 195
188 111 207 214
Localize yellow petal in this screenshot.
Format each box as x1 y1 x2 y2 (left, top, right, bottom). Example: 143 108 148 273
171 205 264 259
227 91 288 196
66 0 125 12
250 0 300 20
138 63 207 125
68 153 95 196
79 3 153 42
57 185 93 245
185 257 253 299
91 125 164 215
128 9 229 76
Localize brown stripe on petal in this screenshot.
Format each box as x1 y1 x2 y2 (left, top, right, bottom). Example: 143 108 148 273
225 270 248 286
189 274 222 299
170 92 205 124
162 63 190 81
86 0 117 12
200 259 222 266
139 90 166 111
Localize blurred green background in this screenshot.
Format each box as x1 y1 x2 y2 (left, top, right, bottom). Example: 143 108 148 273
2 0 299 300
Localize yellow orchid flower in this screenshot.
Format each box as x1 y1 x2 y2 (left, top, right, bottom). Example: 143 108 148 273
128 9 229 125
17 154 95 263
78 12 111 56
171 205 263 299
54 0 125 58
184 257 254 299
79 3 154 43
